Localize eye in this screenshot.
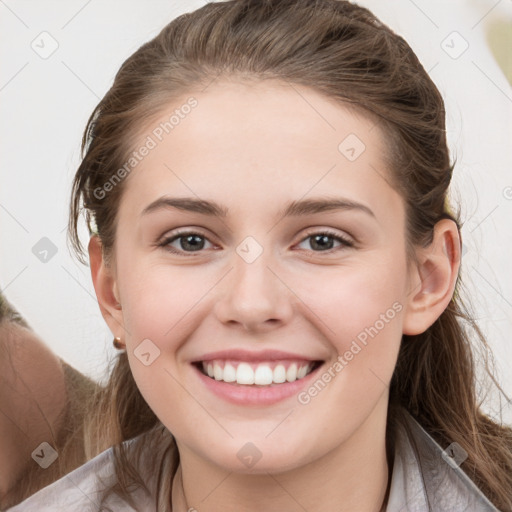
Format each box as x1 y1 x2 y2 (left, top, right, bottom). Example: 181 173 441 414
296 229 354 253
159 231 215 255
158 228 354 256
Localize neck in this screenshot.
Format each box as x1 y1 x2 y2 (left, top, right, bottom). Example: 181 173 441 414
171 398 392 512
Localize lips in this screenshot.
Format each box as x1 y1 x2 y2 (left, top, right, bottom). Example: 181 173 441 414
199 360 317 385
191 350 325 405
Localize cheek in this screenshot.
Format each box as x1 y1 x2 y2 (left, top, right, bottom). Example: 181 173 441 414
118 264 203 422
289 254 407 409
118 257 213 343
291 263 406 435
294 255 407 346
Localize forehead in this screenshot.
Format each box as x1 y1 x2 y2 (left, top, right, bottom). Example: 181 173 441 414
119 79 401 223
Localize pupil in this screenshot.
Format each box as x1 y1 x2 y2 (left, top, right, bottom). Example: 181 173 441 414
182 235 204 251
312 235 333 251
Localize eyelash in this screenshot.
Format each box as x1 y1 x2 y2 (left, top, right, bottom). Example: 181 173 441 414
158 229 354 256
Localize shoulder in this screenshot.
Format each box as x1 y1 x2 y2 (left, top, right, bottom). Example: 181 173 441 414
5 436 148 512
386 408 500 512
5 446 113 511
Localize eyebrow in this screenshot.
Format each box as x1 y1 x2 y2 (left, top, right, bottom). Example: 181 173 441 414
140 196 375 219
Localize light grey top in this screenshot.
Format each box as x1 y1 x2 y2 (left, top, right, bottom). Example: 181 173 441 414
7 410 501 511
385 410 500 511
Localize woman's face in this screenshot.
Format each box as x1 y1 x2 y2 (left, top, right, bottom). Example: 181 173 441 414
103 79 415 473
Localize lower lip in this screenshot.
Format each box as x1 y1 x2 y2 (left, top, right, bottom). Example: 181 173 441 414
193 364 322 406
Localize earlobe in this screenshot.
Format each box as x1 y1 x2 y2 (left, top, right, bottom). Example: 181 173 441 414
88 236 126 338
402 219 461 335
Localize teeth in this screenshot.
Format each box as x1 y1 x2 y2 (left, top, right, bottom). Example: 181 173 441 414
223 363 236 383
236 363 255 385
254 365 273 385
273 364 287 384
286 363 297 382
200 360 314 386
297 365 308 379
213 363 223 380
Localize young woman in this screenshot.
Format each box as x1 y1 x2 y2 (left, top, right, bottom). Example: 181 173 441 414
7 0 512 510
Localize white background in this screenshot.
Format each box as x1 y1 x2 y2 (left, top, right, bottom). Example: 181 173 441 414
1 0 511 422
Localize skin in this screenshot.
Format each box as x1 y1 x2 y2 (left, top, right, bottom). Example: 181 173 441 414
90 79 460 512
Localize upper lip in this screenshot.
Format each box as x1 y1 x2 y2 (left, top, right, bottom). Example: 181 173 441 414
191 349 324 363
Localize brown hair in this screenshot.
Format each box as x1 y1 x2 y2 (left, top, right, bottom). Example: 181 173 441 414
65 1 512 510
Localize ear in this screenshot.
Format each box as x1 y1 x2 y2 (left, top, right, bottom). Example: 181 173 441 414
88 236 126 338
402 219 461 335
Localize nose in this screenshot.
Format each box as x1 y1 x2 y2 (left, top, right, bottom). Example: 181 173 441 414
214 248 294 333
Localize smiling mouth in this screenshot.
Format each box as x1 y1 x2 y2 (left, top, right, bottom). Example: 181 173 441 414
195 360 323 386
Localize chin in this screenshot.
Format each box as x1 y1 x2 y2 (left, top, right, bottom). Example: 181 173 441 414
191 434 319 476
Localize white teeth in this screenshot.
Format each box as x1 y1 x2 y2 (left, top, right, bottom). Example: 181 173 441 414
273 364 287 383
213 363 223 380
297 365 308 379
286 363 297 382
236 363 255 384
254 365 273 385
200 360 314 386
223 363 236 383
